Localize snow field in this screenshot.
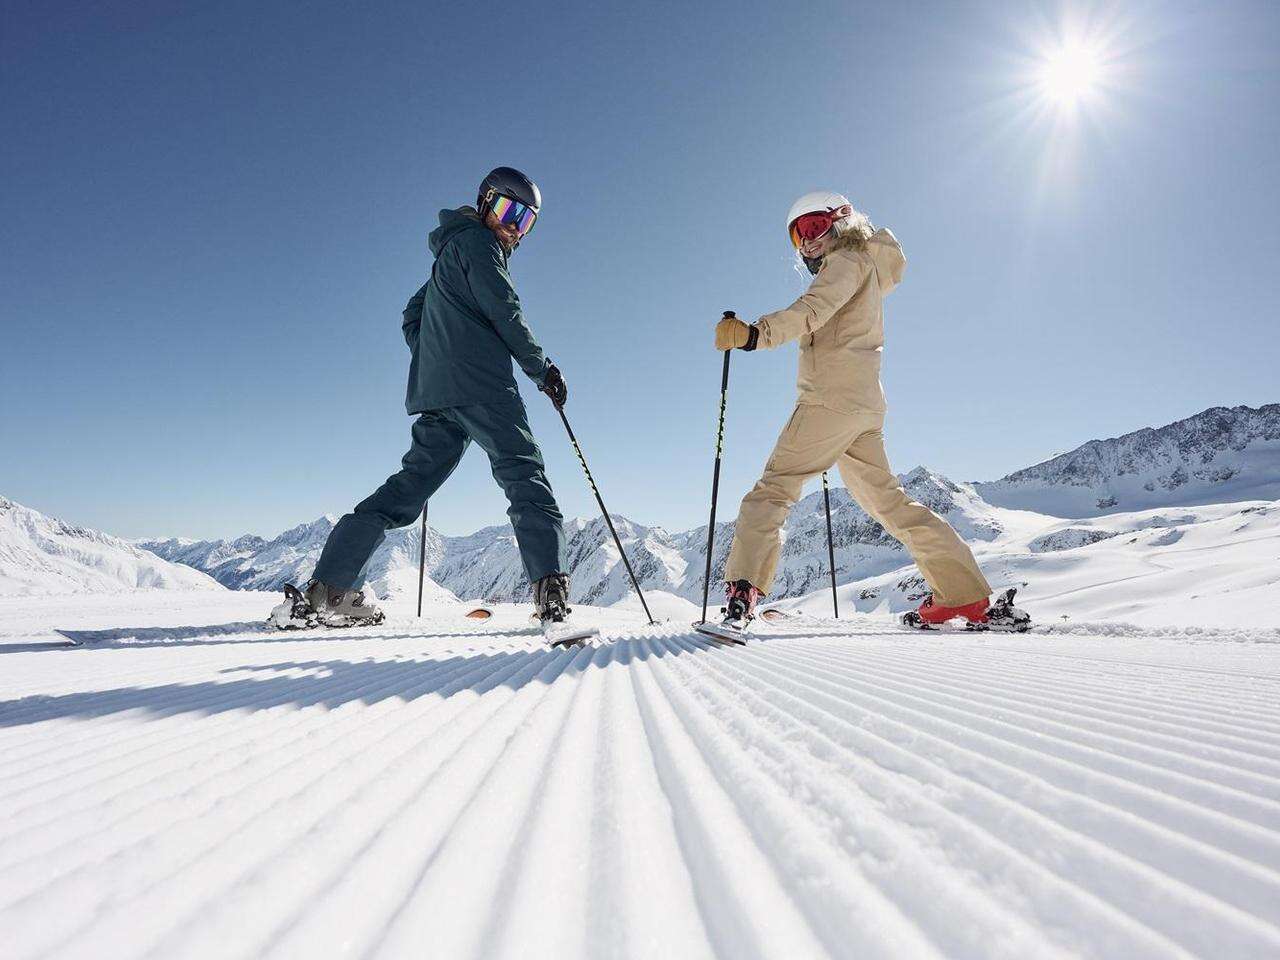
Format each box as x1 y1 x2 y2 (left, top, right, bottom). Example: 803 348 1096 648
1 595 1279 959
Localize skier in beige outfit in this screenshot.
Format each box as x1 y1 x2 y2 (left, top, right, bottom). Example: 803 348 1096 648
707 191 1029 636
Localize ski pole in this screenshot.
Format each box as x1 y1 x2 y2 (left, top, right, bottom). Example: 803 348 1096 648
701 311 735 624
417 503 428 618
553 401 656 626
821 471 839 618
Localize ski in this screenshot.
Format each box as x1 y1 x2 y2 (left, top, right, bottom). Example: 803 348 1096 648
899 617 1034 634
544 622 600 648
757 590 1034 633
692 620 749 645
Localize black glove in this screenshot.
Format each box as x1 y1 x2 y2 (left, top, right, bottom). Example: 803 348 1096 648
540 363 568 407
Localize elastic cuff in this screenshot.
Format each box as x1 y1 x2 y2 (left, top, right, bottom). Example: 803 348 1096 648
742 325 760 352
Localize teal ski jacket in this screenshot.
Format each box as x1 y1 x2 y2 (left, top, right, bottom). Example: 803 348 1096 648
401 207 551 412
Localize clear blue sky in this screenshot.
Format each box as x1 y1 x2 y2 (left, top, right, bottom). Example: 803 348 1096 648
3 1 1278 541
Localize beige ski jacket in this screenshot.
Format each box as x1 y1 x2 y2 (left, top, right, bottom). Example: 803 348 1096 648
754 227 907 415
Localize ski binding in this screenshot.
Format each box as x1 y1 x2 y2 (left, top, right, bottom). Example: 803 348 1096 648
267 584 318 630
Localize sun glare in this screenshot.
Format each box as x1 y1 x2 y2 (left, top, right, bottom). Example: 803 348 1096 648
1037 41 1104 106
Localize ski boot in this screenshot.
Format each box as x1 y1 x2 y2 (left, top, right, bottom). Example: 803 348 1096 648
695 579 763 645
533 573 597 647
267 580 384 630
901 594 990 631
984 588 1032 633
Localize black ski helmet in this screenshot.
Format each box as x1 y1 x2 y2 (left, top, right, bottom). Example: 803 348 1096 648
477 166 541 217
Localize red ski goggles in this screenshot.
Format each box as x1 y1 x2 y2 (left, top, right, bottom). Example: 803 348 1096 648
488 193 538 237
789 210 835 248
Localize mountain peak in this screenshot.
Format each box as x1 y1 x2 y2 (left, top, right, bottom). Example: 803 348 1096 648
977 403 1280 516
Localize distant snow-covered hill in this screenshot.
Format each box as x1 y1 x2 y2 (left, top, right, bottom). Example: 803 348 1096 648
0 497 222 597
975 404 1280 517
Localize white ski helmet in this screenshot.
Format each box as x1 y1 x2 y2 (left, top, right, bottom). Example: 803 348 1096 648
786 190 851 237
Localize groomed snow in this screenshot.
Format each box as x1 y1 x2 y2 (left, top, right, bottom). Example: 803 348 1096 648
1 592 1279 959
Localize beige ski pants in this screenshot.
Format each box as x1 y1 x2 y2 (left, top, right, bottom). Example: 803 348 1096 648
724 403 991 606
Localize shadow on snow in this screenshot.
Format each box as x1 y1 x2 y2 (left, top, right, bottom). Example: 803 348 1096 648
0 631 723 728
28 621 545 652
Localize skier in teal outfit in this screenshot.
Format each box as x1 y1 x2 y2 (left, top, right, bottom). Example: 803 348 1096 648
277 167 575 632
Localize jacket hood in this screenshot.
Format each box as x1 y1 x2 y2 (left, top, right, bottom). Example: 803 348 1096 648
428 206 488 257
865 227 905 294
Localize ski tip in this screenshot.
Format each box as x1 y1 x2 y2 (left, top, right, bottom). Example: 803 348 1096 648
545 626 600 648
692 621 748 645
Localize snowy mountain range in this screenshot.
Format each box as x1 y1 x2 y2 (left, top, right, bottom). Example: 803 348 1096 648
133 403 1278 609
975 403 1280 516
135 466 1000 607
0 497 221 597
5 403 1277 614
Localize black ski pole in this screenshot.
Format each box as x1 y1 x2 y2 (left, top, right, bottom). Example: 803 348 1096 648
701 311 735 624
821 471 839 618
417 503 428 618
553 401 656 626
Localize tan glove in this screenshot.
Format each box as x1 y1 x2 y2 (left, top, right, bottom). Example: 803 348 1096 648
714 311 759 351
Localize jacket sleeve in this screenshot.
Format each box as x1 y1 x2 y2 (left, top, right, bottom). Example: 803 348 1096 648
754 251 870 348
464 239 551 386
401 283 426 349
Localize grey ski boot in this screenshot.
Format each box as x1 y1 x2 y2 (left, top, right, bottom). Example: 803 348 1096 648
268 580 385 629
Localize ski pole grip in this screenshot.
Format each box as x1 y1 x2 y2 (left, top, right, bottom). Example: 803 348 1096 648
723 310 736 319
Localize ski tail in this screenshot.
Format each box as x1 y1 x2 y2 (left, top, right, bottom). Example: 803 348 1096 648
544 621 599 648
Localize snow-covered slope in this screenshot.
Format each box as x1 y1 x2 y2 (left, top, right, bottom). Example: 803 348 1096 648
976 404 1280 517
1 593 1277 958
779 499 1280 629
0 497 222 597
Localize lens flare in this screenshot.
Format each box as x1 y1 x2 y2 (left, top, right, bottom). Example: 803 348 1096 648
1036 40 1104 106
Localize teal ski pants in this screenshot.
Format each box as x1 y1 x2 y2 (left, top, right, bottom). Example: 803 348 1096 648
313 395 566 592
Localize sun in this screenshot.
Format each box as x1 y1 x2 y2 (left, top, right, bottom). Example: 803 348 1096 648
1035 40 1105 107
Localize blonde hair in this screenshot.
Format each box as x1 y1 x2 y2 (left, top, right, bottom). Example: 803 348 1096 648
829 206 875 252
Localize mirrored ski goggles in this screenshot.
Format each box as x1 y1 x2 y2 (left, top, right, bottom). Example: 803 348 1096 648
789 210 835 248
489 193 538 237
